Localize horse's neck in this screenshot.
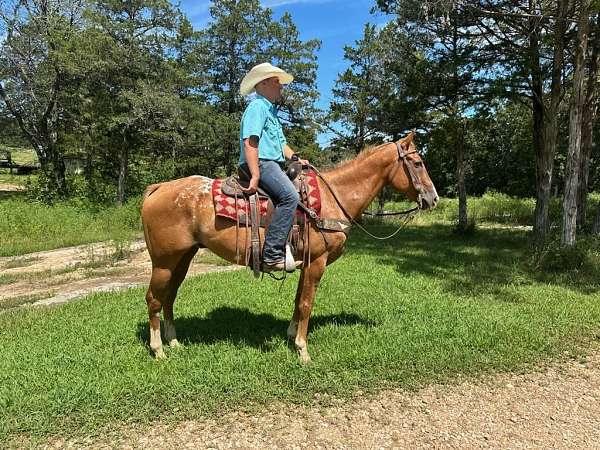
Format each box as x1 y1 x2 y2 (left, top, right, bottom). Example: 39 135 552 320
324 145 394 219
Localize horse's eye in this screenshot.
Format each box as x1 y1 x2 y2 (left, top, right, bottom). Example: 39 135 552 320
414 161 423 168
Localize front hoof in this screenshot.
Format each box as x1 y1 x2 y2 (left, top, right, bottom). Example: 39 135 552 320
295 338 311 363
153 348 166 359
298 349 312 364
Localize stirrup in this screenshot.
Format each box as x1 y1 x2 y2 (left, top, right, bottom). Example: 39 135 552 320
285 244 302 273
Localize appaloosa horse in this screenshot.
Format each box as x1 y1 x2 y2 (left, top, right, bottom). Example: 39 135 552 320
141 132 438 362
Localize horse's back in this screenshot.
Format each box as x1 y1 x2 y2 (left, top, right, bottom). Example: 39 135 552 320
141 176 215 257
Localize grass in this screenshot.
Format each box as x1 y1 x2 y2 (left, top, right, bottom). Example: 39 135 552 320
0 146 38 165
387 191 600 227
2 256 41 269
196 250 232 266
0 172 33 186
1 220 600 445
0 292 54 310
0 273 21 286
0 198 142 256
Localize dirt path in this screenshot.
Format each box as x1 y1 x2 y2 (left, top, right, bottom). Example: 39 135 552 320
0 183 25 191
44 348 600 449
0 239 240 309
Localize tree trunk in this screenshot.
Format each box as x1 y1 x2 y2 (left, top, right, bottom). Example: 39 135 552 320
576 102 595 228
530 13 549 237
51 145 67 197
456 122 468 229
592 203 600 235
117 133 129 206
576 14 600 229
562 1 589 246
531 0 568 239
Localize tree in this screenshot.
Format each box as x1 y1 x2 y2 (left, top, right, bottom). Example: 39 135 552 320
0 0 87 197
373 1 485 230
376 0 580 238
267 12 321 161
562 0 591 245
83 0 182 204
577 13 600 229
327 24 390 156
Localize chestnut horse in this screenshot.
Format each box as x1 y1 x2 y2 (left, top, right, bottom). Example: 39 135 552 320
141 132 438 362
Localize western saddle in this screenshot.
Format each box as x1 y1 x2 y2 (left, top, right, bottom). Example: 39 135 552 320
219 163 351 278
219 162 308 277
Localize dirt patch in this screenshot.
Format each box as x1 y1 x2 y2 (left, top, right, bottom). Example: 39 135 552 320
0 240 240 309
0 183 25 191
42 348 600 449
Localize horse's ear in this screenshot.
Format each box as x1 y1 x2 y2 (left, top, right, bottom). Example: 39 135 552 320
400 130 415 148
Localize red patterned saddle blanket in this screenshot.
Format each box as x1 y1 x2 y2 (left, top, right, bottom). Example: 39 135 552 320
212 170 321 223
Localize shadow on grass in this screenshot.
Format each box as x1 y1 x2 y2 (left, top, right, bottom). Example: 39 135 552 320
136 306 374 351
0 190 26 201
349 220 600 298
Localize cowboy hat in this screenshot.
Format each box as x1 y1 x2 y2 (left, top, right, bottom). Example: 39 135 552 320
240 62 294 96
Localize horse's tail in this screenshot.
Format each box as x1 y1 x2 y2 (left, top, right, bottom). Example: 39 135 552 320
141 183 162 258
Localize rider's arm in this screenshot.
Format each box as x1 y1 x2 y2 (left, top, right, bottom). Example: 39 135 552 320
283 144 295 160
243 136 260 193
284 144 309 165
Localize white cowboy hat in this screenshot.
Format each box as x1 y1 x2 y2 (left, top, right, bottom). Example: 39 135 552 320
240 62 294 96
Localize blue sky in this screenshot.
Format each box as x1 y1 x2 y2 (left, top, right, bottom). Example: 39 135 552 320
177 0 388 146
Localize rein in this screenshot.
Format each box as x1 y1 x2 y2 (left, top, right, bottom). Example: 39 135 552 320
310 141 423 240
362 207 419 216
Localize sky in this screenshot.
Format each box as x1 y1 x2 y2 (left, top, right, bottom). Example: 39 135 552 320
176 0 389 146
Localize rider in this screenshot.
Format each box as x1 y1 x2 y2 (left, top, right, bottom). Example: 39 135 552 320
238 62 309 272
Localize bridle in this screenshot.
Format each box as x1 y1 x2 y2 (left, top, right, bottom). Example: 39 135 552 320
389 141 425 209
311 141 426 240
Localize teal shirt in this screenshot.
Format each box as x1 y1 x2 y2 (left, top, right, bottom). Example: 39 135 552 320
239 95 287 164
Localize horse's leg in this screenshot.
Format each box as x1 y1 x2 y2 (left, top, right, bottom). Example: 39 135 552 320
290 254 327 363
146 266 171 359
287 269 305 340
163 247 198 348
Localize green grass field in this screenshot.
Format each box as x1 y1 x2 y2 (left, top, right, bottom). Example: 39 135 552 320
0 198 142 256
0 146 37 164
2 191 599 257
1 219 600 444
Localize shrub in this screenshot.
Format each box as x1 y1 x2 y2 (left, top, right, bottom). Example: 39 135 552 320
530 236 600 273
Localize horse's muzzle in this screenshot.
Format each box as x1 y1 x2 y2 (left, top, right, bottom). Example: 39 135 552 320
419 188 439 210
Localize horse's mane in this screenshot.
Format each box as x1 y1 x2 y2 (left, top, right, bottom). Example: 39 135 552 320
325 143 388 175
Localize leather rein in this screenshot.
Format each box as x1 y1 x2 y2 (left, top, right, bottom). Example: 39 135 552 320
310 141 424 240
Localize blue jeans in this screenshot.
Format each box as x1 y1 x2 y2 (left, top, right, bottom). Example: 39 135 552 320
240 160 299 263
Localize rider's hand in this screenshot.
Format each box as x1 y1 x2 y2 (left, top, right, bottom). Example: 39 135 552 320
299 158 310 166
242 177 259 194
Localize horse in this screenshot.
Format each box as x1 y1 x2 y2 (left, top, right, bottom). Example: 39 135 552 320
141 131 438 363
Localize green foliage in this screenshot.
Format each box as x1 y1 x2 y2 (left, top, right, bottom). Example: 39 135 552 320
1 0 322 202
327 24 391 154
531 235 600 275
